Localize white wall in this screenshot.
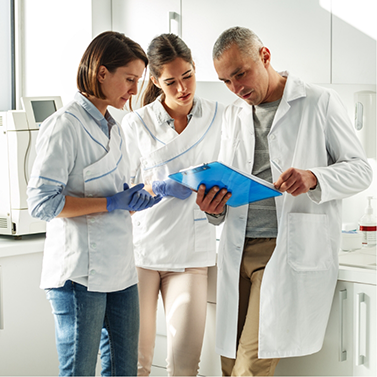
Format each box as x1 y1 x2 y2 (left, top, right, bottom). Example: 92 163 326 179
0 0 13 111
20 0 92 107
19 0 376 226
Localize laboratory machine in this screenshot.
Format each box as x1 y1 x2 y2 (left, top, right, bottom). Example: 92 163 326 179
0 96 63 236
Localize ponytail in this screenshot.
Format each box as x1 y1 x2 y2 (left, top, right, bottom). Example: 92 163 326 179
142 77 163 106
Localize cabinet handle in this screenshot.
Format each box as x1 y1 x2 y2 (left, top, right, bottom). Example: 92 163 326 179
339 289 347 362
168 11 182 37
355 292 366 366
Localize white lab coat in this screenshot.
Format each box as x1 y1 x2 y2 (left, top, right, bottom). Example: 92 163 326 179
122 97 223 269
29 94 137 292
216 73 372 359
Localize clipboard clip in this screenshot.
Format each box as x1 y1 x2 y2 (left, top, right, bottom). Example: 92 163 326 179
182 163 211 175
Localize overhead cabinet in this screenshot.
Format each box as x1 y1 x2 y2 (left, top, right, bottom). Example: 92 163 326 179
111 0 181 54
112 0 375 86
331 0 376 85
181 0 332 83
112 0 331 84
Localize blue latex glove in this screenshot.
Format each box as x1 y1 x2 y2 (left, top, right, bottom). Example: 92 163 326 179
152 179 192 200
107 183 162 212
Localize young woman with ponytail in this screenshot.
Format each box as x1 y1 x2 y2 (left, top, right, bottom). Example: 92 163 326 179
122 34 223 376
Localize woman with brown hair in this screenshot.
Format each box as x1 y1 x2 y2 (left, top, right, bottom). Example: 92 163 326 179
27 31 161 376
122 33 223 376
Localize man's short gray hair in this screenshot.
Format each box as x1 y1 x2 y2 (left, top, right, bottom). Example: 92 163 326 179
212 27 264 61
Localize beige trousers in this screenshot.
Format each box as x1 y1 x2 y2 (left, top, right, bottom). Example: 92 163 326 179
221 238 280 377
136 266 208 376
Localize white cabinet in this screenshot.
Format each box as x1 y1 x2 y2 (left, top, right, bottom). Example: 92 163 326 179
0 236 59 376
331 0 376 85
353 282 376 376
112 0 181 54
111 0 376 86
181 0 331 83
275 277 376 376
111 0 331 84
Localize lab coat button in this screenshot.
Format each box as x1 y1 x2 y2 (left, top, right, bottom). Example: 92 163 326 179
90 270 96 276
136 221 140 226
87 194 93 197
91 243 96 249
269 134 276 140
86 171 91 176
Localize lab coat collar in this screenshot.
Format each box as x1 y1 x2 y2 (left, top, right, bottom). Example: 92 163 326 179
269 72 307 130
236 71 306 115
153 95 202 129
74 92 116 137
281 71 306 103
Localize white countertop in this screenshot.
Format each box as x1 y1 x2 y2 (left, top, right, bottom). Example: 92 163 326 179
0 233 46 258
0 234 376 285
338 246 376 285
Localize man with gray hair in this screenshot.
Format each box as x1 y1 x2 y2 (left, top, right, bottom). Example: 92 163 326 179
196 26 372 376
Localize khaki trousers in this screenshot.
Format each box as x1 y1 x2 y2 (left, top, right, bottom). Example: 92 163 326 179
136 267 208 376
221 238 280 376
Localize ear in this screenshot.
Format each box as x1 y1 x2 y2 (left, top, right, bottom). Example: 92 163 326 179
97 65 108 84
260 47 271 66
192 61 196 71
151 76 161 89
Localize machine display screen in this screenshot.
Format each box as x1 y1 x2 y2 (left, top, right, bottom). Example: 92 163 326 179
31 100 57 123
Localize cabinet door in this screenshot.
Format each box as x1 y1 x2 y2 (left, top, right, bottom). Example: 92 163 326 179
0 253 58 376
112 0 181 53
332 0 376 84
353 283 376 376
275 280 354 376
181 0 331 83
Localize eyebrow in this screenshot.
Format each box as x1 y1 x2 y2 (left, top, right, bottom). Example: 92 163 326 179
163 69 192 82
125 72 141 78
218 67 242 82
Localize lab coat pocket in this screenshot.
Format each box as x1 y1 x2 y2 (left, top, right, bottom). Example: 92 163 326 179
287 213 331 272
194 209 209 252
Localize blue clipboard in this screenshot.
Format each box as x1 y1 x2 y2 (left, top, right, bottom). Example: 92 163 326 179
168 161 282 207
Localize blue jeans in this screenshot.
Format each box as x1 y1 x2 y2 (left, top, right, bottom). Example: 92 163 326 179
46 281 139 376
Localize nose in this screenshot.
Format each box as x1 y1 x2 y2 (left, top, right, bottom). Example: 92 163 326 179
230 81 243 95
177 80 186 93
129 81 138 95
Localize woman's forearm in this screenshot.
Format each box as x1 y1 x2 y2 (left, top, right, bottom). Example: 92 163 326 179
57 196 108 218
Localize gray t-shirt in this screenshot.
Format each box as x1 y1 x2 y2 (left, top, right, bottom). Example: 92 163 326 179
246 99 280 238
